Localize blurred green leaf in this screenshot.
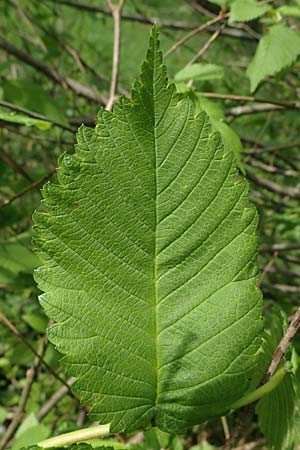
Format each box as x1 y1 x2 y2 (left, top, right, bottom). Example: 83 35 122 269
277 5 300 18
22 312 48 333
247 24 300 92
229 0 271 23
0 111 51 130
174 64 224 82
3 80 66 124
0 241 39 286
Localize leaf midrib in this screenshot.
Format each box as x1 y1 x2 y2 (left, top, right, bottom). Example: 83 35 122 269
152 37 160 412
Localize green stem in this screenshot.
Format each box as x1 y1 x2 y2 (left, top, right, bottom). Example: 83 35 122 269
37 424 110 448
230 366 288 410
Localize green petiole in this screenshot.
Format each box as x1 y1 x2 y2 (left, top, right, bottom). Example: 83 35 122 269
230 364 291 411
37 424 111 448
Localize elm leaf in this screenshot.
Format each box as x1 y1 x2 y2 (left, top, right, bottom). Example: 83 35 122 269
33 26 263 434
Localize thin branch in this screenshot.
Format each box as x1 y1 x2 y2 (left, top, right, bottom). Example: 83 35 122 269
106 0 125 111
247 172 300 198
258 251 278 287
248 160 299 177
223 308 300 449
266 284 300 294
0 148 34 183
0 37 106 105
0 336 47 450
202 92 300 111
226 103 285 116
264 243 300 252
0 312 68 388
36 377 75 421
186 23 225 66
232 439 265 450
245 141 300 155
264 307 300 381
164 13 228 58
44 0 255 39
0 169 56 209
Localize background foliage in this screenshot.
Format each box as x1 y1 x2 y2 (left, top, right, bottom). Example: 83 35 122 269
0 1 300 449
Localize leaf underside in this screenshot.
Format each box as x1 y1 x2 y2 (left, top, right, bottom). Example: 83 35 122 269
33 27 263 434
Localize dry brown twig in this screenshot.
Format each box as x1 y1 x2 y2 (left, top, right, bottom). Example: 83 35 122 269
106 0 125 112
164 13 228 58
0 169 56 209
0 312 69 388
0 148 34 183
36 377 75 422
0 336 48 450
0 37 106 106
186 23 225 66
223 307 300 449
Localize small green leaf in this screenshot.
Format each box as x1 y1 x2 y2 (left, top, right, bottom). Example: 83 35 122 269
12 414 51 450
22 312 48 333
247 24 300 92
195 95 244 172
277 5 300 18
229 0 271 23
3 79 67 124
0 241 40 285
0 111 52 130
174 64 224 82
0 407 8 424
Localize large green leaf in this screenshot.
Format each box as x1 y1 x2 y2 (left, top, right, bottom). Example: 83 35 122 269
33 27 263 434
247 24 300 92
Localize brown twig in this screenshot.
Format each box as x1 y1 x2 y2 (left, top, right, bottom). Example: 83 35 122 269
106 0 125 112
0 312 69 388
266 284 300 294
0 37 106 106
0 336 48 450
202 92 300 111
0 149 34 183
36 377 75 421
43 0 255 40
223 308 300 449
245 141 300 155
164 13 228 58
264 307 300 381
0 169 56 209
258 252 278 287
262 243 300 252
248 160 299 178
247 172 300 198
186 23 225 66
232 438 265 450
226 103 285 116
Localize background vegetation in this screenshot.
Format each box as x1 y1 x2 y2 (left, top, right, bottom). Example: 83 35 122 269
0 1 300 449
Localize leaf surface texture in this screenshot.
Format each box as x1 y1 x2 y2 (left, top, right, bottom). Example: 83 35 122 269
34 27 262 433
